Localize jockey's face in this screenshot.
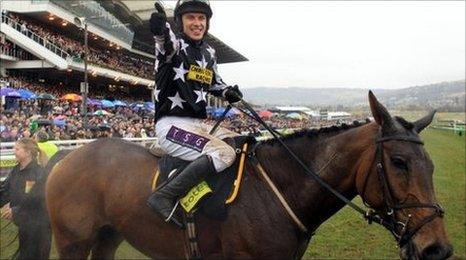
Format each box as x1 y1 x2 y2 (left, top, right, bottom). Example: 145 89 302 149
182 12 207 41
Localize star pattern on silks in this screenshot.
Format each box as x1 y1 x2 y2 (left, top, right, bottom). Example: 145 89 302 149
207 46 215 58
153 87 161 102
179 38 189 55
173 63 188 82
196 55 208 69
168 92 186 110
194 89 207 103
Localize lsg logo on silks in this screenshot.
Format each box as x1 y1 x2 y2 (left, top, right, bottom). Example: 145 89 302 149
187 65 213 85
166 126 210 152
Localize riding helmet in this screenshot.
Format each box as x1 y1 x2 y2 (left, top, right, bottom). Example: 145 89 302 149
174 0 212 35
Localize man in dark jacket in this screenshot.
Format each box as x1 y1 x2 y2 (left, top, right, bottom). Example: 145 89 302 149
147 0 243 228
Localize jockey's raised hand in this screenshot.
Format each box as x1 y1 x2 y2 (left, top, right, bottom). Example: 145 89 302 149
224 85 243 103
150 2 167 35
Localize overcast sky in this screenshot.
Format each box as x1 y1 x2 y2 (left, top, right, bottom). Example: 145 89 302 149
167 1 465 89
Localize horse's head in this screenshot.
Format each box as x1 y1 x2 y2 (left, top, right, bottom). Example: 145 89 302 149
358 91 452 260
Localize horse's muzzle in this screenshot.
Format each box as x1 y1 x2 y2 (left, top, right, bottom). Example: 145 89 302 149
400 241 453 260
420 242 453 260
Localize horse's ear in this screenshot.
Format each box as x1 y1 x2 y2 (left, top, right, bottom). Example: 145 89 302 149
413 110 436 133
368 90 394 130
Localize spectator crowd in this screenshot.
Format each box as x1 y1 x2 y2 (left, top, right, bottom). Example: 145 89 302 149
1 75 350 143
5 76 145 103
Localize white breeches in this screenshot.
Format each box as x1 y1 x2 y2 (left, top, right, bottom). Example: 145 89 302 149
155 116 238 172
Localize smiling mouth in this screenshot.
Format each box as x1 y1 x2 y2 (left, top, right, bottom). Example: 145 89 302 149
190 27 203 34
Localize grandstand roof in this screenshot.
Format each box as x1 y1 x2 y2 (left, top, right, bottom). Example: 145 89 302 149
99 0 248 64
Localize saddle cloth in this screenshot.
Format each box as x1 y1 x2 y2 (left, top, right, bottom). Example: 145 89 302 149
151 136 255 220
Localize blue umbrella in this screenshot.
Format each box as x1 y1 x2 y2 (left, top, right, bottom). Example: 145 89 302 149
5 90 21 98
0 87 20 97
87 98 102 106
130 102 144 111
18 89 37 99
53 118 66 126
213 107 236 118
206 106 215 114
130 102 144 108
0 87 15 96
144 101 155 110
101 100 115 108
113 100 127 107
213 107 226 115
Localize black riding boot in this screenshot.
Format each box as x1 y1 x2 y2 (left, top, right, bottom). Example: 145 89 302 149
147 155 216 228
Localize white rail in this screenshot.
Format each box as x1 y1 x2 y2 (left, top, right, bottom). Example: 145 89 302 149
1 14 69 59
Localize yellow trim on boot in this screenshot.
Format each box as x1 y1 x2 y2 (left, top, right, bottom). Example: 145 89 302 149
180 181 213 212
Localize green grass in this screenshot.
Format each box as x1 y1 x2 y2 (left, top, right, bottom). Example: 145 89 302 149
391 111 465 123
1 128 464 259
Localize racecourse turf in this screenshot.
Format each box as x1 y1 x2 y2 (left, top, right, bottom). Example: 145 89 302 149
0 128 464 259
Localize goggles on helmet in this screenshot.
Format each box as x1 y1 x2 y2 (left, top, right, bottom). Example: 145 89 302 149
174 0 212 19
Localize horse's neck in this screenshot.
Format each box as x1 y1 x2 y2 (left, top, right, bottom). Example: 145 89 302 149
255 123 378 231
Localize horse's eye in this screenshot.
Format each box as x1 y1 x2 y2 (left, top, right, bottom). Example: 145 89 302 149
390 156 408 171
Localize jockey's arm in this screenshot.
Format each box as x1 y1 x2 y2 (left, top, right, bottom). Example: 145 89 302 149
153 23 181 66
207 58 230 98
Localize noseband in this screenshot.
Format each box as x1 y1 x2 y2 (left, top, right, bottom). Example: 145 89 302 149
364 132 445 247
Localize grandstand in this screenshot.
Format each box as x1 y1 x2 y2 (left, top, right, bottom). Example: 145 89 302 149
0 0 249 141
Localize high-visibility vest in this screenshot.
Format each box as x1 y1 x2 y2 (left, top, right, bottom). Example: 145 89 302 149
38 141 59 159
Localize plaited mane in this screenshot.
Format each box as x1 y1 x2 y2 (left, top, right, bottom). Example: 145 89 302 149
260 120 370 146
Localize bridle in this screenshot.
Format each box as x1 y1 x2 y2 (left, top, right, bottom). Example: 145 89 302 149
362 132 445 247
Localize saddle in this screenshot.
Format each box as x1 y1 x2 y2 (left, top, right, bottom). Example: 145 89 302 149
150 135 256 220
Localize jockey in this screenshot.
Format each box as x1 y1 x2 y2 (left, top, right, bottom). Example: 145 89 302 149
147 0 243 228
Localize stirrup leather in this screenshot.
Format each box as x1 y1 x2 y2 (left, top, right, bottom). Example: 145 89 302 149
165 200 180 222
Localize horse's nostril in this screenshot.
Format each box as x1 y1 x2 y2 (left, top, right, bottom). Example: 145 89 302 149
422 243 453 260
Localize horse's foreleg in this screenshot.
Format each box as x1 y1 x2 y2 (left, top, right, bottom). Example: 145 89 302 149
50 210 97 260
90 226 123 260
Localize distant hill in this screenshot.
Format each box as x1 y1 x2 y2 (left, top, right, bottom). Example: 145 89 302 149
242 80 465 111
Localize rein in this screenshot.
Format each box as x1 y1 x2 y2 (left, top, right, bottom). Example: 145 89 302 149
229 98 443 246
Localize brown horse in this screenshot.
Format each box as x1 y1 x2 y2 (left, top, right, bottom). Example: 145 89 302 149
45 92 452 259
